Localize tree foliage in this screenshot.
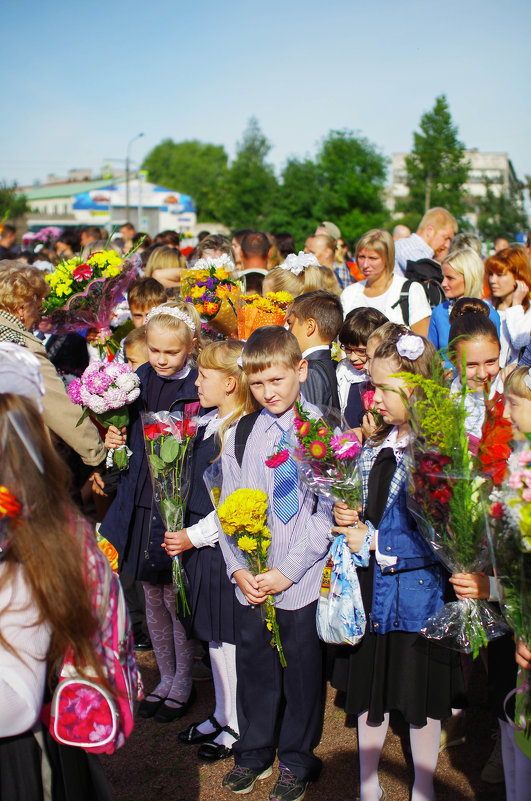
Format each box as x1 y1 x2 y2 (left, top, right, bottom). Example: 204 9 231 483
396 95 469 220
142 139 228 221
0 183 28 220
476 180 528 241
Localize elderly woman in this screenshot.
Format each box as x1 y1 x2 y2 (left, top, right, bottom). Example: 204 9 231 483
428 247 500 352
340 229 432 335
0 262 105 467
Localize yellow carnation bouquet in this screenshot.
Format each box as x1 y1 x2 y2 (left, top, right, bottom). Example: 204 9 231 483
237 292 293 340
216 488 286 666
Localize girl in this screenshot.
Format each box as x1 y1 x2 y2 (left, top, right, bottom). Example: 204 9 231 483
447 298 503 439
428 247 501 353
0 351 112 800
163 341 257 761
99 300 201 723
336 308 388 429
331 333 464 801
485 247 531 366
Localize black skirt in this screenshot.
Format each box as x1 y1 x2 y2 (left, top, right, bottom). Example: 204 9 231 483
0 725 112 801
121 505 171 585
181 539 237 644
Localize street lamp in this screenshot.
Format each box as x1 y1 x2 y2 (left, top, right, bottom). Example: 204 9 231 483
125 133 144 222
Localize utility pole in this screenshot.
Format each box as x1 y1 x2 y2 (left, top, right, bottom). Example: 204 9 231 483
125 133 144 221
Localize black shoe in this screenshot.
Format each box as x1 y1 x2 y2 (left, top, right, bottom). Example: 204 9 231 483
269 767 308 801
137 694 166 719
154 685 197 723
134 636 153 651
222 764 273 794
197 725 239 761
179 715 222 744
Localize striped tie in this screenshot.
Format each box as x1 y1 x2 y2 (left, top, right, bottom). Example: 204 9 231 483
273 430 299 523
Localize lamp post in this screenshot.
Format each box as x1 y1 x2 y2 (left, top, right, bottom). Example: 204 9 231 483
125 133 144 223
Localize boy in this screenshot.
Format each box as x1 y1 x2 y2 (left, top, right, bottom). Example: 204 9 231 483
128 276 166 328
219 326 332 801
286 290 342 411
123 325 148 371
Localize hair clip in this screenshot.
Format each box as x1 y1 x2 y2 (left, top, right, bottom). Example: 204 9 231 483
279 251 320 276
145 305 196 333
396 333 425 361
236 356 243 368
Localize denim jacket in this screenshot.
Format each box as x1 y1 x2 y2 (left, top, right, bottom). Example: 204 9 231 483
359 428 446 634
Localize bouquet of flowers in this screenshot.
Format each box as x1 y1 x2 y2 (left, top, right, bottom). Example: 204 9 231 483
40 248 141 352
142 411 198 615
22 226 62 250
402 367 510 657
237 292 293 340
96 529 119 573
215 487 286 666
361 388 383 427
67 362 141 470
181 255 240 337
487 444 531 736
289 401 362 509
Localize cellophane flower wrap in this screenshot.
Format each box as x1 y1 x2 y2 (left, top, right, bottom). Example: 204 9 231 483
68 362 141 470
237 292 293 340
402 366 509 657
289 401 362 509
487 442 531 737
181 255 241 337
142 411 198 616
40 248 141 355
215 487 286 667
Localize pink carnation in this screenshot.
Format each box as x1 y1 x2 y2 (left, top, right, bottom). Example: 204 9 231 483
523 488 531 502
265 449 289 468
508 470 525 489
517 450 531 466
68 378 82 405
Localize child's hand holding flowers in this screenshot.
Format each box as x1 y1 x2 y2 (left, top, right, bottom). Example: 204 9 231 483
255 568 293 595
332 501 370 553
163 529 193 557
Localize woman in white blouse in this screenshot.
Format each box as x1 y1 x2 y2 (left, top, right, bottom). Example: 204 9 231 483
485 246 531 367
340 229 432 336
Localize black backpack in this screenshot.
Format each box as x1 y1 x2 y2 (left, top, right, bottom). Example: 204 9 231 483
392 258 447 327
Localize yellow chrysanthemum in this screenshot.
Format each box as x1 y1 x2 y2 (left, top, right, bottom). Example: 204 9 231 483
266 291 293 306
215 268 230 280
237 535 258 553
217 489 268 536
216 284 230 299
103 265 122 278
190 285 205 299
55 280 73 297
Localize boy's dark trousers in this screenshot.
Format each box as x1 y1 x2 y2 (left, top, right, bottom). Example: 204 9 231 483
233 599 325 781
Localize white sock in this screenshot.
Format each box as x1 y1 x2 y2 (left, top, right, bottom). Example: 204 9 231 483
409 718 441 801
357 711 389 801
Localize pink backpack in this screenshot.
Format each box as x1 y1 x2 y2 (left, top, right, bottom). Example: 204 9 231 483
46 522 143 753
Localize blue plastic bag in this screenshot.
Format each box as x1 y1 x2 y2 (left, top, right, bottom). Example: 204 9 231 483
316 534 368 645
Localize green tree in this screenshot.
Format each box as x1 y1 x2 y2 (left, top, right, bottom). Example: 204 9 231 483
476 180 528 241
396 95 469 220
219 117 278 230
0 183 28 220
265 157 320 248
313 130 390 244
142 139 228 221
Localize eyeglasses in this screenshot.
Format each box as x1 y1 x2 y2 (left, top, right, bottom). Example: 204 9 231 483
343 346 367 357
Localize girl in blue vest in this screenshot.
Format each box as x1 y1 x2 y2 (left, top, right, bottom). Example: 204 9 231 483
163 340 257 761
331 333 463 801
100 301 201 724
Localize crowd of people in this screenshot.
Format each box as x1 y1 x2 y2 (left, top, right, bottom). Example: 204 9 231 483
1 209 531 801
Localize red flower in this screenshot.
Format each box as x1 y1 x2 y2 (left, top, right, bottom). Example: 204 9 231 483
361 389 375 411
72 262 92 281
490 502 504 519
143 421 170 440
265 449 289 468
432 486 452 504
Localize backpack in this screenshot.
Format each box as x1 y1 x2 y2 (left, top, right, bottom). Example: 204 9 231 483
47 523 142 754
392 258 447 326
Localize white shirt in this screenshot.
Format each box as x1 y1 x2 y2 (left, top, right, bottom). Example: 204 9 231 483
495 305 531 367
394 233 434 274
0 565 51 736
336 359 368 415
340 274 432 328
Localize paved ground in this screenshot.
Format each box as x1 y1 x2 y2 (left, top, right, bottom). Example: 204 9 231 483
101 651 506 801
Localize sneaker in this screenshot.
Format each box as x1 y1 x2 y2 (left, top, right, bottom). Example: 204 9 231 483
439 714 466 752
269 766 308 801
222 764 273 794
481 728 504 784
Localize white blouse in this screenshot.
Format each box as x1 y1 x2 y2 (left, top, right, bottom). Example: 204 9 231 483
495 305 531 367
0 564 51 737
340 274 431 328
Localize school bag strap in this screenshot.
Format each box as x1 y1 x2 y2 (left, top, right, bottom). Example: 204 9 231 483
391 279 413 327
234 410 262 467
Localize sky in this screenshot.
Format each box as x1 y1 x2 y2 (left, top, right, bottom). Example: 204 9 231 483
4 0 531 191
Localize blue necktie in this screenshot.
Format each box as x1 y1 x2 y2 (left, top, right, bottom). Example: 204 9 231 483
273 430 299 523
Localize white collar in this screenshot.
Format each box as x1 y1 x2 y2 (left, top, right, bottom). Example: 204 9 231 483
337 359 368 384
302 345 330 358
164 362 191 380
375 426 411 461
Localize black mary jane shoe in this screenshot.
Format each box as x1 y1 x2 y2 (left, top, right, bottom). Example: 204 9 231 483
137 694 166 719
197 725 239 761
154 685 197 724
179 715 222 744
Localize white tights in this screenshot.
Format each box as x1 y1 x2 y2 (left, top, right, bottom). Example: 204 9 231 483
357 712 441 801
196 641 238 747
142 583 194 704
